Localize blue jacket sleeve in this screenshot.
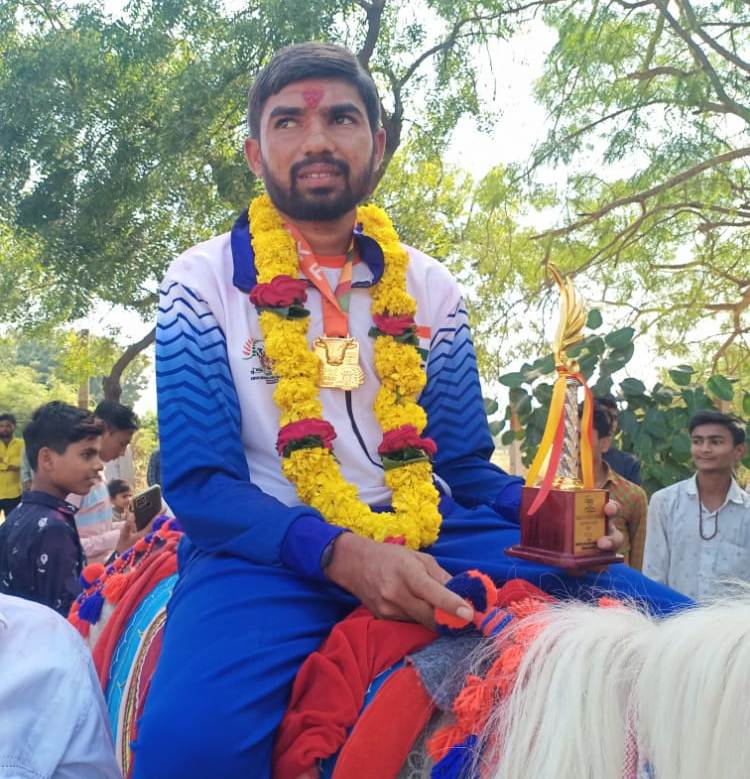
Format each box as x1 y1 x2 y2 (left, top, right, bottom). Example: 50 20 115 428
420 299 523 522
156 280 342 578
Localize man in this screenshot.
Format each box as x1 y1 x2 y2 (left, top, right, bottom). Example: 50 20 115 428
68 400 140 563
134 43 688 779
0 592 121 778
597 396 642 485
585 401 648 569
0 413 23 517
644 410 749 600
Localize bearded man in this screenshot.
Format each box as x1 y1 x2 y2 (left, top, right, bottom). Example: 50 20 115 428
133 43 689 778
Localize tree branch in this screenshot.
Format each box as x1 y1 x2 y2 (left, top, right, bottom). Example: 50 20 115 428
534 146 750 240
654 0 750 124
626 65 696 80
356 0 386 69
678 0 750 76
102 327 156 403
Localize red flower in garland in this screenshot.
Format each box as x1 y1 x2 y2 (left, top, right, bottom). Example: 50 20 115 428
378 425 437 458
372 312 416 337
250 275 308 308
276 418 337 456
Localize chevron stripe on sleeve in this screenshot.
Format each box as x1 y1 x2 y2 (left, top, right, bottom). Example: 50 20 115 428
156 280 330 568
421 300 523 521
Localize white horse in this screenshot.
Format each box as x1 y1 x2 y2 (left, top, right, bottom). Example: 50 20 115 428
471 588 750 779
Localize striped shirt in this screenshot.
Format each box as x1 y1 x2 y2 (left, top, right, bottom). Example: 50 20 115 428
67 474 119 564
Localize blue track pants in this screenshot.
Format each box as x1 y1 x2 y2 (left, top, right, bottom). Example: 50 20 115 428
132 500 689 779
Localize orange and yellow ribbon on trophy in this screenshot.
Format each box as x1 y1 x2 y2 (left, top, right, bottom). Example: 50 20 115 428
524 266 596 515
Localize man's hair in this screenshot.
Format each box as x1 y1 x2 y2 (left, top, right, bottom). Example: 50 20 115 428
579 402 612 439
688 410 746 446
94 400 139 432
107 478 131 499
0 413 16 425
247 42 381 138
23 401 104 470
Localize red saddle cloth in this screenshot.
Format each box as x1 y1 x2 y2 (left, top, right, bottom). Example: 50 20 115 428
273 579 550 779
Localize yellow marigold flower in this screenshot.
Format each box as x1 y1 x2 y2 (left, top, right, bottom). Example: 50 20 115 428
250 194 442 549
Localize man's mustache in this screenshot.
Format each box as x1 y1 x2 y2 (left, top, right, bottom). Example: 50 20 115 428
290 156 350 183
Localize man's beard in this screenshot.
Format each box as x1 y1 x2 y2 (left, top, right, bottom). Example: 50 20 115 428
261 153 375 221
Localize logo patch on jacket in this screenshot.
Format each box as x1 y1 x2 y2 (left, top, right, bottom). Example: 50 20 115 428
242 338 278 383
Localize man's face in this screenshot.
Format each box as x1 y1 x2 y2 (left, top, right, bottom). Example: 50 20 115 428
42 436 104 495
244 78 386 222
0 420 14 442
591 429 612 464
99 426 134 463
691 423 746 473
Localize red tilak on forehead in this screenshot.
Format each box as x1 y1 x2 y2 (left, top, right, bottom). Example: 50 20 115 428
303 88 325 108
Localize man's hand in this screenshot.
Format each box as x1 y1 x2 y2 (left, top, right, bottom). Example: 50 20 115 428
325 533 473 630
596 499 624 552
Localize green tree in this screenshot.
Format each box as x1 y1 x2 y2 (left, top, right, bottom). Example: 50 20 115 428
472 0 750 372
0 0 537 397
489 311 750 495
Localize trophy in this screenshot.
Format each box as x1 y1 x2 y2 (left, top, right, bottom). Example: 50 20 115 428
506 266 623 570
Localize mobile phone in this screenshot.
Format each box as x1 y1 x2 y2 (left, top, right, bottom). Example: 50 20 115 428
131 485 162 531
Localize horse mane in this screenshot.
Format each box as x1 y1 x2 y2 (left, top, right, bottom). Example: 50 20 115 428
478 600 654 779
636 587 750 779
471 587 750 779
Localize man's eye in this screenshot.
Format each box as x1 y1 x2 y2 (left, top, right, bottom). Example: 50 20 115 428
334 114 354 125
275 117 299 129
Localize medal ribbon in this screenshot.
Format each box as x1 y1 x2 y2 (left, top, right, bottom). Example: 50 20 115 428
285 222 354 338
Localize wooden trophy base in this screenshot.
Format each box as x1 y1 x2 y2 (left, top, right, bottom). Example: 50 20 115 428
507 485 624 571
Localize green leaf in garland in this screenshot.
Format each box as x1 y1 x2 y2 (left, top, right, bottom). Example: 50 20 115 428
381 447 429 471
488 420 504 437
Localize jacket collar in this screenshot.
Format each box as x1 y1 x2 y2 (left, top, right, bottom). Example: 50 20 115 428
231 208 385 293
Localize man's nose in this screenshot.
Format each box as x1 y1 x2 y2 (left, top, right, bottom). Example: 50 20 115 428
300 118 335 155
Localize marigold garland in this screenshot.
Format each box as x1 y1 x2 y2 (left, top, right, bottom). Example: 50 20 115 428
248 194 442 548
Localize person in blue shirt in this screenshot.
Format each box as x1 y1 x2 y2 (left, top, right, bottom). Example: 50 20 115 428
133 42 690 779
0 402 103 616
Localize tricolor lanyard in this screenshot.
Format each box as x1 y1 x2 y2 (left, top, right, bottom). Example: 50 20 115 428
285 222 355 338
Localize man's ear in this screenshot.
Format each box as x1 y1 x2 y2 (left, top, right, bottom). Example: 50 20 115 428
372 127 386 171
244 136 263 177
734 441 747 464
36 447 54 473
600 435 613 454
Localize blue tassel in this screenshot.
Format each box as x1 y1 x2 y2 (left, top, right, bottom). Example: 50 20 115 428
431 735 478 778
78 589 105 624
447 573 489 613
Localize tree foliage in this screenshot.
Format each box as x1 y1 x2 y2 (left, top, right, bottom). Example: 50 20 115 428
472 0 750 372
489 310 750 494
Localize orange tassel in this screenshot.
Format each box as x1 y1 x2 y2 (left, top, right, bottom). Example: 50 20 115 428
426 723 469 763
102 572 129 604
453 675 494 733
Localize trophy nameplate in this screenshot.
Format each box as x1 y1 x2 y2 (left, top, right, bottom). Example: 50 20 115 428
506 266 623 571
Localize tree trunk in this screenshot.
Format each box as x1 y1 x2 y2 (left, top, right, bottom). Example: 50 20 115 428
102 327 156 403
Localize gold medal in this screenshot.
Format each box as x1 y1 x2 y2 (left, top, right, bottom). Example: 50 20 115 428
313 336 365 390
